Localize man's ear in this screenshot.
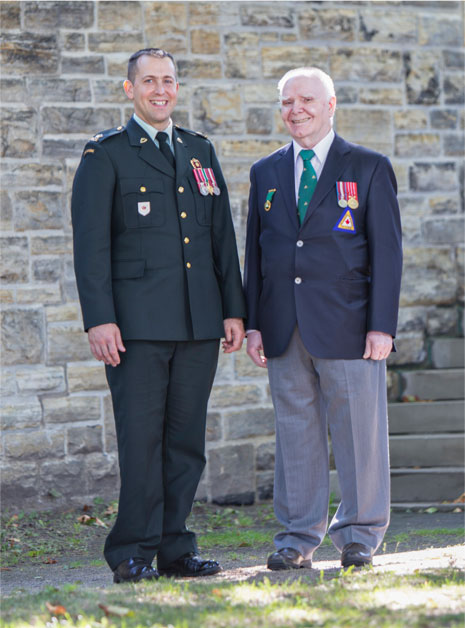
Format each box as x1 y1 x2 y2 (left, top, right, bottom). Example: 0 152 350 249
329 96 337 116
123 79 134 100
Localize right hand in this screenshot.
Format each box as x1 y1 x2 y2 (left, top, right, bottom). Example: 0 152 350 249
88 323 126 367
246 330 267 368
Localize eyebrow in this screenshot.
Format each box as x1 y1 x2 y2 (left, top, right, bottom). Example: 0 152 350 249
141 74 176 80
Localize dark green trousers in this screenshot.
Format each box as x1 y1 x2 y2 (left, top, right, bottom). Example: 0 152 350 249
104 339 219 570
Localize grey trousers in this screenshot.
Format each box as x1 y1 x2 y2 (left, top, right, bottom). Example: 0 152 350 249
267 327 390 559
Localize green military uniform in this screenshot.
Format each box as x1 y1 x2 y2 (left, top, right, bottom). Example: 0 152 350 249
71 117 246 570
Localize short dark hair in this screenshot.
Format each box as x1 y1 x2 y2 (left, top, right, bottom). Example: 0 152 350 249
127 48 177 83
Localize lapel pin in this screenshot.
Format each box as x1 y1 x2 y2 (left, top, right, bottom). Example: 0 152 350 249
140 137 148 144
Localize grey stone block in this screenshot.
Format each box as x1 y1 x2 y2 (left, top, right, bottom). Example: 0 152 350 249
1 308 44 365
257 471 274 501
209 444 255 505
224 407 275 440
1 463 39 505
389 400 464 434
401 369 465 401
256 442 275 471
430 338 465 369
68 425 103 455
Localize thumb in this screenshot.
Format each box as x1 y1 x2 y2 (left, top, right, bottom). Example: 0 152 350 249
362 337 371 360
116 327 126 352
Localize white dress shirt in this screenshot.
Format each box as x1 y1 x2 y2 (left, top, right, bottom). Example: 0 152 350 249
293 128 335 203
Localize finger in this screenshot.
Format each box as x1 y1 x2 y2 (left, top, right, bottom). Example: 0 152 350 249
106 340 121 365
362 340 371 360
115 328 126 353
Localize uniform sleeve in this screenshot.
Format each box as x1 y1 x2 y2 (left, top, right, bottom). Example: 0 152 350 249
365 155 403 336
209 142 247 319
71 142 117 331
243 165 262 331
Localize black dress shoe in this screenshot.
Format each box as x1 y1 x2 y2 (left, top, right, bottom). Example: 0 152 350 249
113 557 159 583
158 552 222 577
267 547 312 571
341 543 373 568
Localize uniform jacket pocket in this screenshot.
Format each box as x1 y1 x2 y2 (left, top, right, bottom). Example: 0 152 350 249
120 178 165 228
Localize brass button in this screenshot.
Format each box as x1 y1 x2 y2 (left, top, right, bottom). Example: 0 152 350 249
180 212 187 219
178 186 184 193
184 237 190 244
140 186 146 193
186 262 191 269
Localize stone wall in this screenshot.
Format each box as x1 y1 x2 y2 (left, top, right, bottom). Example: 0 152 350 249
1 1 463 510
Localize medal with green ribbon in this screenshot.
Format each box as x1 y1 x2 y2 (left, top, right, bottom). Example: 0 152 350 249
264 189 276 211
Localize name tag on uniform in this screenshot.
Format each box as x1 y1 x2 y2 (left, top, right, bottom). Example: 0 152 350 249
138 201 150 216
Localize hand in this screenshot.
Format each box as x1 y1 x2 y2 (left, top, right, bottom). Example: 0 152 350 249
88 323 126 367
246 330 267 368
222 318 245 353
363 331 393 361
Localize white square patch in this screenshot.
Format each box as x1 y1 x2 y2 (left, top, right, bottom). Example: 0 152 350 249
138 201 150 216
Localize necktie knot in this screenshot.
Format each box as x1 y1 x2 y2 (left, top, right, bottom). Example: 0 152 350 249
156 131 175 169
300 149 315 162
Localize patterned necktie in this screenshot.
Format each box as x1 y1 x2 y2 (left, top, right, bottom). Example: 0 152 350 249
297 149 317 224
156 131 175 169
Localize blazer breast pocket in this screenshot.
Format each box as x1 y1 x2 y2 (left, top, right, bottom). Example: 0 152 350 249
120 178 165 228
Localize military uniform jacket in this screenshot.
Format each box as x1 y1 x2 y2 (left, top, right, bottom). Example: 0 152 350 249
72 117 246 340
244 133 402 359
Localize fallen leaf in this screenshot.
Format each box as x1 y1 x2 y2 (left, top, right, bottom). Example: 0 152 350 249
212 588 223 597
0 567 12 571
44 558 57 564
425 507 438 514
104 504 118 516
238 541 251 547
46 602 67 616
77 515 93 525
453 492 465 504
98 603 133 617
82 504 92 512
453 507 463 513
8 537 21 546
94 517 108 529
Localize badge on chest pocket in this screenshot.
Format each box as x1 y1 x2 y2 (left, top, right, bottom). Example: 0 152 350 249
138 201 151 216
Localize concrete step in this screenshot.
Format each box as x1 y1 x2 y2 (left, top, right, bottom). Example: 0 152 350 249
389 434 464 468
401 368 465 401
388 400 464 434
330 467 464 503
430 337 464 369
390 468 465 503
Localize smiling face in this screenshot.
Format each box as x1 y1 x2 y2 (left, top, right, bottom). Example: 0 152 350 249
280 75 336 148
123 54 178 130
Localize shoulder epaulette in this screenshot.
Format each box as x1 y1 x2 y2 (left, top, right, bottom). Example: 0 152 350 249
174 125 208 140
89 125 125 143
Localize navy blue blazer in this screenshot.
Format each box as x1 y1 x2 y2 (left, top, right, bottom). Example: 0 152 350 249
244 133 402 359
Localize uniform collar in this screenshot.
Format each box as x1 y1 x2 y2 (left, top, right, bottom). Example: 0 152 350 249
132 113 173 147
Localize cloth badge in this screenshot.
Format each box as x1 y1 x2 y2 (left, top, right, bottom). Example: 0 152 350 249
264 189 276 211
336 181 359 209
138 201 150 216
190 158 220 196
333 209 356 233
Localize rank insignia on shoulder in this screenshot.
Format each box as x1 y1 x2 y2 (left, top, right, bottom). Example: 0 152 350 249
336 181 359 209
83 148 95 156
333 209 356 233
264 188 276 211
191 159 220 196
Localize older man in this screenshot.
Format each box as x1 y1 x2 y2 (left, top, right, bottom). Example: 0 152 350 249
244 67 402 570
72 48 246 583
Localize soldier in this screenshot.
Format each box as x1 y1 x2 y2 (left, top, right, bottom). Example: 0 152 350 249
71 48 246 583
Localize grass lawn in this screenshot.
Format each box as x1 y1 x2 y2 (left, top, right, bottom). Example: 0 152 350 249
1 501 464 627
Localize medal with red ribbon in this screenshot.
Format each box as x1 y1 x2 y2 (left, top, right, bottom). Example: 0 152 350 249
190 158 221 196
336 181 359 209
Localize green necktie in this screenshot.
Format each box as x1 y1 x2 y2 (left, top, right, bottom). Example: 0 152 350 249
297 149 317 224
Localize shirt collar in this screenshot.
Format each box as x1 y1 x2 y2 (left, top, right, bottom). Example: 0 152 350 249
133 113 173 146
293 128 335 166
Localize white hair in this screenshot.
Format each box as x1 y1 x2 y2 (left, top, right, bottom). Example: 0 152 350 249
277 67 336 102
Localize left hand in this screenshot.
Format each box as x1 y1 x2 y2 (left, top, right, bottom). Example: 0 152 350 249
363 331 393 360
222 318 245 353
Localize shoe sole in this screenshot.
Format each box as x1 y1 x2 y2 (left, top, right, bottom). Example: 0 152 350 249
158 565 222 578
267 559 312 571
341 560 372 569
113 573 159 584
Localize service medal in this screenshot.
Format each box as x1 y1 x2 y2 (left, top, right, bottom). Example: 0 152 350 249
205 168 221 196
348 197 359 209
264 188 276 211
347 181 359 209
338 198 348 208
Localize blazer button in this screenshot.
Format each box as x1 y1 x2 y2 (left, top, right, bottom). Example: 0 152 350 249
184 237 190 244
180 212 187 218
294 277 302 284
186 262 192 269
178 186 184 193
140 186 146 193
296 240 304 247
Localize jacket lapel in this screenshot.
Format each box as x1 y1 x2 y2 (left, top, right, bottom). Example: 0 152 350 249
301 134 352 225
172 127 190 187
126 117 175 178
274 143 299 229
